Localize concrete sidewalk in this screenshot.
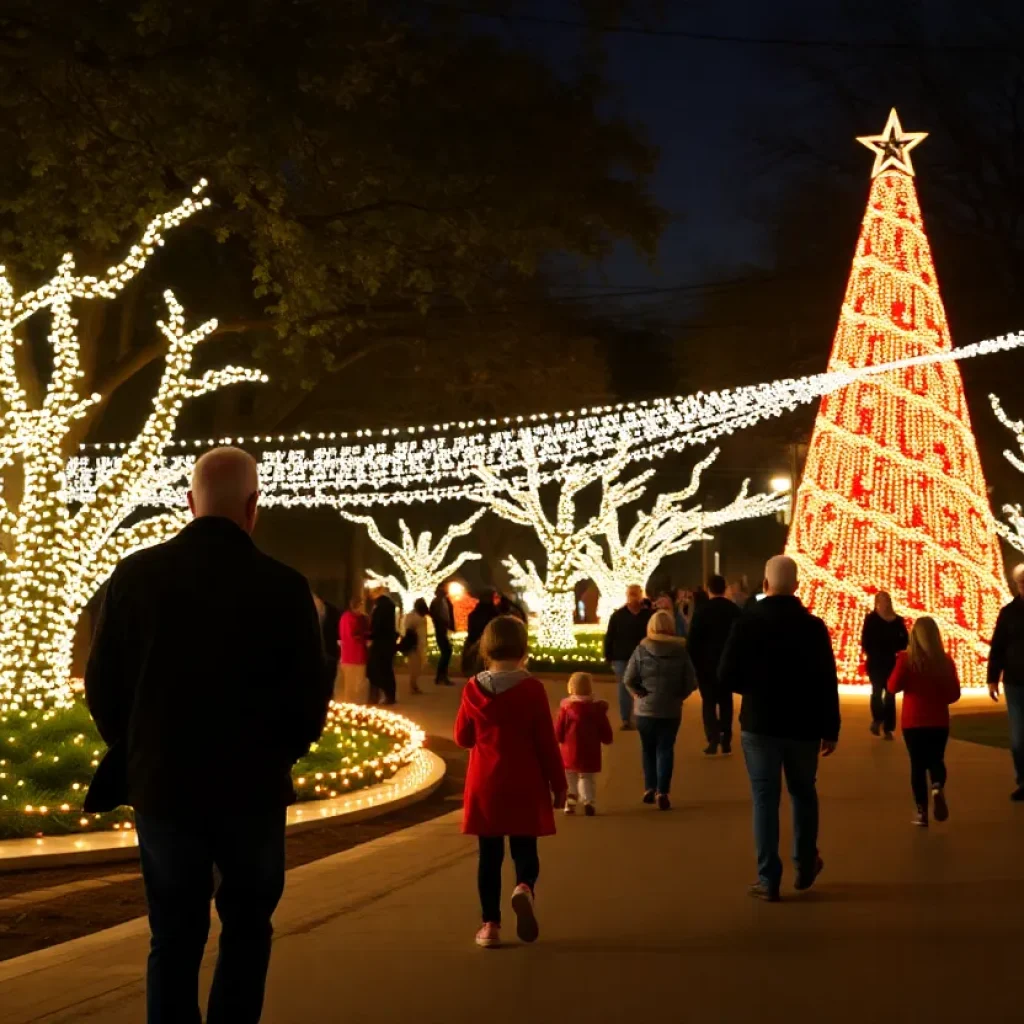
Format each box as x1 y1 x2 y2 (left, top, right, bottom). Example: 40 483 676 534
2 681 1023 1024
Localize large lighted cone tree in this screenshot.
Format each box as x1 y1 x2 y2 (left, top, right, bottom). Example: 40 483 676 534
0 184 266 711
785 109 1006 686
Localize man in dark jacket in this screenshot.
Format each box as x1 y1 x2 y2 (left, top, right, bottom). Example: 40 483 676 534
719 555 840 902
603 584 653 730
688 574 742 755
367 586 399 704
84 447 328 1024
429 583 456 686
461 588 497 677
988 564 1024 800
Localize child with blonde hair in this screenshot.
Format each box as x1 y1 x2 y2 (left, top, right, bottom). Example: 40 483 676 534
555 671 613 816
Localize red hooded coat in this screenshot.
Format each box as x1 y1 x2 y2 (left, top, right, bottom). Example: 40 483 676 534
555 697 613 774
455 673 566 837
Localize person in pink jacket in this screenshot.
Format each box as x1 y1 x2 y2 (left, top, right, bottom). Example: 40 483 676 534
555 672 613 815
337 595 369 703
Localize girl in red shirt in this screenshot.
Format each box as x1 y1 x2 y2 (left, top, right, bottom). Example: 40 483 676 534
455 615 567 949
888 616 961 827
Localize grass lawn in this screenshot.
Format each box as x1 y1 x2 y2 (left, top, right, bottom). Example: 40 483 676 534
950 709 1010 750
428 628 614 675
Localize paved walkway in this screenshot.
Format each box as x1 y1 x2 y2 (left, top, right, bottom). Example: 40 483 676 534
2 681 1023 1023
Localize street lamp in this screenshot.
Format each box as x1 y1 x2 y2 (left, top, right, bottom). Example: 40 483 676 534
770 474 792 493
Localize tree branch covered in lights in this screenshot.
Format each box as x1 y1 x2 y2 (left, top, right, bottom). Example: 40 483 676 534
472 439 650 648
339 508 486 611
0 183 266 712
575 449 790 621
991 395 1024 555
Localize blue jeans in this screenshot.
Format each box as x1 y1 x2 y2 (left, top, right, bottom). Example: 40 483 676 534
636 716 682 794
1005 686 1024 786
740 732 820 889
136 808 287 1024
612 660 632 724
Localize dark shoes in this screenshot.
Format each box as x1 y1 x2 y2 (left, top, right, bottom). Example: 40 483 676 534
912 805 929 827
620 721 634 732
748 882 781 903
642 790 656 805
721 739 732 755
869 721 882 737
1011 787 1024 802
703 742 719 756
795 856 824 892
656 793 671 811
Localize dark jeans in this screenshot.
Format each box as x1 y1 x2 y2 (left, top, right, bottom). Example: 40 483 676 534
1006 685 1024 786
740 732 820 889
869 674 896 733
136 808 286 1024
611 660 632 724
699 682 733 745
636 715 682 794
477 836 539 924
435 631 453 682
903 727 949 806
368 658 397 704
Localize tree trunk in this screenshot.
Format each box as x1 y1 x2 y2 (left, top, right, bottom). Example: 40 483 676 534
536 589 576 650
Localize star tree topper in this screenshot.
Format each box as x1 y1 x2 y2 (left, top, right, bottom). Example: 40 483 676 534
856 108 928 177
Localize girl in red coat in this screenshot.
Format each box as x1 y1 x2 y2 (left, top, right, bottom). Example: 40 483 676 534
888 616 961 827
555 672 613 816
455 615 567 949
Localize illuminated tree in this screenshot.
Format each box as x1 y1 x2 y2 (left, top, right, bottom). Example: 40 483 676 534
576 449 789 621
340 508 486 612
991 395 1024 555
785 110 1006 685
0 184 265 712
473 440 650 648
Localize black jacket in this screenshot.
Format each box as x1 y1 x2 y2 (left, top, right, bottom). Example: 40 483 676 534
429 594 455 635
84 517 329 815
687 596 741 687
718 595 841 743
367 595 398 670
860 611 908 685
989 595 1024 688
465 600 498 650
603 605 653 662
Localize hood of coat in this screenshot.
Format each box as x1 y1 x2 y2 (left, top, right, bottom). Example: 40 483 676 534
639 635 689 659
462 670 539 725
559 695 609 716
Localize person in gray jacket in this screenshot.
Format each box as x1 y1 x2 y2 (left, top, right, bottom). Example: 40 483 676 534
624 609 698 810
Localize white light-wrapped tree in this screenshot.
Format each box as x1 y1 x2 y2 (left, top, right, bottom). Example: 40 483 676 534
0 183 266 712
472 439 650 648
992 395 1024 554
575 448 790 621
340 508 486 612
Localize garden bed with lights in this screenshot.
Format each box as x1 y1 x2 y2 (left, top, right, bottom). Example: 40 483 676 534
0 700 430 843
427 627 614 676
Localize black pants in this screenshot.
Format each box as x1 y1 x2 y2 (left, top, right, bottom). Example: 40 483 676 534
367 657 397 704
135 808 286 1024
869 674 896 733
435 632 452 682
903 727 949 807
477 836 539 924
700 682 733 744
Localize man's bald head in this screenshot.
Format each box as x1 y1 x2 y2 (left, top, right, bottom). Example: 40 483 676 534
1013 563 1024 596
764 554 799 596
187 447 260 533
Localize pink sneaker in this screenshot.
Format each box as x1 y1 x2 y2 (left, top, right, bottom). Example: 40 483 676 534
511 884 539 943
475 922 501 948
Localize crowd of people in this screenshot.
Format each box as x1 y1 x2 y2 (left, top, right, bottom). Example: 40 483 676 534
79 444 1024 1014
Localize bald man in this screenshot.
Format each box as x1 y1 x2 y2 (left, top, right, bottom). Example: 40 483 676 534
718 555 840 903
987 564 1024 800
85 447 328 1024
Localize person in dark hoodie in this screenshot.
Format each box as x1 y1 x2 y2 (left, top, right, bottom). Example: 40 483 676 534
366 585 398 705
624 609 697 811
461 587 498 678
860 590 908 740
455 615 566 950
718 555 840 903
988 563 1024 800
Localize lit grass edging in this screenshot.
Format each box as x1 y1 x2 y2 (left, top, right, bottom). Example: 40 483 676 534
0 700 426 842
425 627 614 675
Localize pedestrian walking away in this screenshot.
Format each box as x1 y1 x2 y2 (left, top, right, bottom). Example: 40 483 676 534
719 555 840 903
455 615 567 950
429 583 456 685
84 447 329 1024
338 595 370 704
367 586 399 705
555 672 613 816
603 584 653 730
887 617 961 827
461 587 498 679
401 597 430 696
624 609 697 811
687 574 741 755
861 591 908 740
987 563 1024 800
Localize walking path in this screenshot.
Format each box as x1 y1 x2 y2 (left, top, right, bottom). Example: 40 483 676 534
2 681 1023 1024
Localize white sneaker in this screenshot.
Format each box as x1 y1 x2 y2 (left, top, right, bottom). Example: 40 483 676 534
563 798 577 816
511 884 539 943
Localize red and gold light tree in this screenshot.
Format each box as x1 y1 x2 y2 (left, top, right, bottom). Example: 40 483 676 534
785 109 1006 686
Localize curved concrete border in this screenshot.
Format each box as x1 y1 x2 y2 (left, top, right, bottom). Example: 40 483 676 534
0 749 446 874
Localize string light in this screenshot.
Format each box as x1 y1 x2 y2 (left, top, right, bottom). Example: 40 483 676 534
0 182 267 711
785 111 1006 687
575 449 789 621
339 508 485 611
990 395 1024 554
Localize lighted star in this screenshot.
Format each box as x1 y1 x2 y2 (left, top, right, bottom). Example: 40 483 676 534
856 108 928 178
